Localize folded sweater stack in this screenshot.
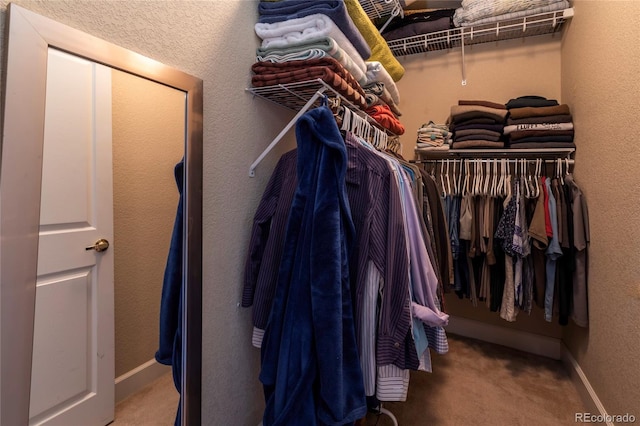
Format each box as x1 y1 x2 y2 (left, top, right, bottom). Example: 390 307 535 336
448 100 508 149
505 96 575 149
415 121 452 153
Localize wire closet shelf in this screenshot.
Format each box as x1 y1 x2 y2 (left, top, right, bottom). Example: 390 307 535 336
386 8 574 57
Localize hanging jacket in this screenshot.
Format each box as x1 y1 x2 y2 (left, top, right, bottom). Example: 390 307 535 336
155 159 184 425
259 105 367 426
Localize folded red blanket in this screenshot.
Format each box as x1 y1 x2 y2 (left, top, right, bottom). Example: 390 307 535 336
251 66 367 110
252 57 365 97
366 104 405 135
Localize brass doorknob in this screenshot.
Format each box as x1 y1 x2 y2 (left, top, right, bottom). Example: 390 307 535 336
86 238 110 252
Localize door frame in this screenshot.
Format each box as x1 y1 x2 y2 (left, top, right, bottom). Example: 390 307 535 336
0 4 203 425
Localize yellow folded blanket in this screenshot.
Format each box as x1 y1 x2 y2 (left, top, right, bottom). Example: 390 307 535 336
343 0 405 82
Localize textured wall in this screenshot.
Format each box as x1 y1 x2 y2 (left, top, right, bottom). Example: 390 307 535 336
111 69 184 377
396 36 564 338
0 1 291 424
560 0 640 417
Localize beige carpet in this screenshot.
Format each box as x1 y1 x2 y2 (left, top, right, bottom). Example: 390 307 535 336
113 372 179 426
363 334 585 426
112 335 585 425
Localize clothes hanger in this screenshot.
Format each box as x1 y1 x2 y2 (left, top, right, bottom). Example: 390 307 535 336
490 159 497 198
440 160 447 197
534 158 542 198
446 159 453 196
452 160 459 196
483 160 491 196
457 159 464 196
341 106 352 133
506 159 512 199
462 159 470 197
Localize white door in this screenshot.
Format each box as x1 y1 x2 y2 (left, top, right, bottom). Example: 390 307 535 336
29 48 115 426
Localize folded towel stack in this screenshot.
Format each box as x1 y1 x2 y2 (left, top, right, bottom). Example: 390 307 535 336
252 0 406 136
448 100 508 149
505 96 575 149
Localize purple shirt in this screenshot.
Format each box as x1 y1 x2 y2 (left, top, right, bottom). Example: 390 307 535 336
243 132 417 369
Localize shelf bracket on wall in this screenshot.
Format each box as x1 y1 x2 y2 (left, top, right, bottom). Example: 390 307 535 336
378 4 402 34
460 28 467 86
249 88 327 177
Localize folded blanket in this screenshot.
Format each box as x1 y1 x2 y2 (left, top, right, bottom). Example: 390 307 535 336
459 99 506 110
344 0 405 82
255 14 366 76
453 0 568 27
455 133 502 142
416 144 451 152
450 104 509 123
382 17 452 41
365 62 401 105
508 141 576 149
365 93 402 117
504 122 573 135
451 140 505 149
509 134 574 143
452 117 501 127
455 128 502 139
508 104 571 120
506 95 559 109
507 114 573 125
251 67 367 110
456 1 571 27
257 0 371 60
453 123 505 133
362 82 402 116
366 104 405 135
256 36 367 84
251 57 365 96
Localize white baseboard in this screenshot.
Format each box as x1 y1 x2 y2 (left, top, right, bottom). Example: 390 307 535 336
445 315 562 359
115 358 172 404
561 345 613 426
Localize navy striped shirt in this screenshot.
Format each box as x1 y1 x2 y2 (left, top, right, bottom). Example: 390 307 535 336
242 133 416 369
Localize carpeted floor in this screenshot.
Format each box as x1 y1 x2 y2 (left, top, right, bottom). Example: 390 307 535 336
112 372 179 426
363 334 585 426
112 334 585 425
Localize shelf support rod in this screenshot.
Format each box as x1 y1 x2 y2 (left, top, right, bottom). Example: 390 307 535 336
249 88 327 177
378 4 402 34
460 28 467 85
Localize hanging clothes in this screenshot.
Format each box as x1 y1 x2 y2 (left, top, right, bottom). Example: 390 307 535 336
427 159 589 327
259 105 366 426
156 158 184 426
244 106 452 419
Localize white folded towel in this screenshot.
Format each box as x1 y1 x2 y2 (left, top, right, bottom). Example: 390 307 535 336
365 61 400 105
255 14 365 77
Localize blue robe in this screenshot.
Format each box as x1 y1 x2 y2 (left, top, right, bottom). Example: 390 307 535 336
260 105 366 426
155 159 184 425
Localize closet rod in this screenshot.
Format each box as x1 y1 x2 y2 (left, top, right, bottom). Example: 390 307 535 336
412 158 574 165
249 88 327 177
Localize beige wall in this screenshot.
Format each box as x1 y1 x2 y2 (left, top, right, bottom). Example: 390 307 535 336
396 35 562 160
0 1 286 424
111 69 184 377
396 36 564 338
560 0 640 417
2 0 639 423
